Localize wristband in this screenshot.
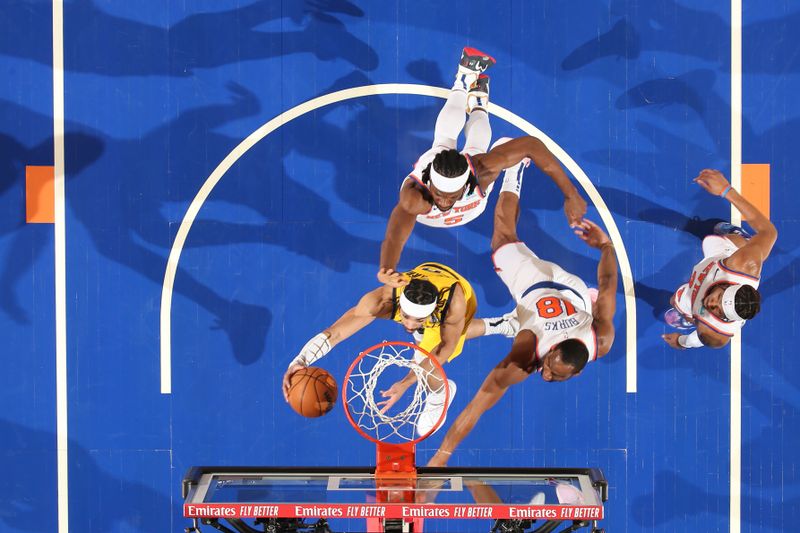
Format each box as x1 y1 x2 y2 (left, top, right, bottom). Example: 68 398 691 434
678 330 704 348
290 332 331 368
600 242 615 251
720 185 732 198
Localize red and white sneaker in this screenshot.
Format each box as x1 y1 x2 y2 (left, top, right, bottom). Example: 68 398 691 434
467 74 490 112
458 46 497 75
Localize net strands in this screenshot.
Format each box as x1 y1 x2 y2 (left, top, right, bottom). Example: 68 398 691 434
345 343 443 442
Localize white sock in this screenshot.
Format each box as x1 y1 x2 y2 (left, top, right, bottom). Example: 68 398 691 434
500 160 528 197
452 71 478 93
482 317 507 336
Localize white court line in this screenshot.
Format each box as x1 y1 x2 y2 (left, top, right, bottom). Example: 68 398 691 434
730 0 742 531
52 1 69 532
159 84 637 394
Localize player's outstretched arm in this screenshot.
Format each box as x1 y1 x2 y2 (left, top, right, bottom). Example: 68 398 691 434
662 322 730 350
694 169 777 276
477 136 587 225
575 220 618 357
428 284 467 364
378 286 468 413
427 331 536 466
282 286 391 400
378 186 428 287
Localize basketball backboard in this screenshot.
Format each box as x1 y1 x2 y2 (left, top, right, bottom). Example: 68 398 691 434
182 466 608 532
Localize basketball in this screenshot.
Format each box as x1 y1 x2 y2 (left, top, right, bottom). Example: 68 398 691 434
287 367 338 417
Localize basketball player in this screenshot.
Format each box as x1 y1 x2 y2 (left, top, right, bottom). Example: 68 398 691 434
662 169 777 349
282 262 519 434
427 181 619 466
378 47 587 287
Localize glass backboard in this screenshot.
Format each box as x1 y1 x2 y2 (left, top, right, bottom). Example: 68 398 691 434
182 467 607 533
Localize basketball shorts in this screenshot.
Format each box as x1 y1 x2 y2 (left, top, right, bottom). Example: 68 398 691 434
492 241 592 320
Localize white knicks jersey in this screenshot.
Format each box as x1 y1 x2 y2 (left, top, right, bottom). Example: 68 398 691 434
517 286 598 363
674 255 760 337
403 147 493 228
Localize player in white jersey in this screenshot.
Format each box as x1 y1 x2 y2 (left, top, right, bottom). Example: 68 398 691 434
662 169 777 349
427 174 619 467
378 47 587 287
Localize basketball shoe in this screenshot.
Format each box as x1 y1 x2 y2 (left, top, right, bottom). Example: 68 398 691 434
468 74 490 112
664 307 695 331
458 46 496 75
483 309 520 338
454 47 496 92
714 222 752 240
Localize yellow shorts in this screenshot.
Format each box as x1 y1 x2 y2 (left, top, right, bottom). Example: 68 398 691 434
417 291 478 362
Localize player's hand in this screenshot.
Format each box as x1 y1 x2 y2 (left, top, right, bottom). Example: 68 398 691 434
282 363 306 402
564 195 587 227
377 268 410 288
573 219 612 249
376 381 411 413
693 169 730 196
661 333 685 350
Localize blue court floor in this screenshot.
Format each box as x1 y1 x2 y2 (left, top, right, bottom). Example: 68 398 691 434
1 1 798 531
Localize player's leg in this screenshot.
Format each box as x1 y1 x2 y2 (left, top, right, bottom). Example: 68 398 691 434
489 136 529 198
466 311 519 339
415 328 457 436
491 191 521 252
462 75 492 155
432 48 496 151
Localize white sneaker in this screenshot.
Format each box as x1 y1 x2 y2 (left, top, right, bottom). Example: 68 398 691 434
416 379 457 437
484 309 520 338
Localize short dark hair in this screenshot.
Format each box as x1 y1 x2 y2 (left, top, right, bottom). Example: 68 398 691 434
403 279 438 306
554 339 590 373
734 285 761 320
421 149 477 194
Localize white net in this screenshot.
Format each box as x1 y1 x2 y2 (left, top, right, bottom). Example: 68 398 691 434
344 342 447 443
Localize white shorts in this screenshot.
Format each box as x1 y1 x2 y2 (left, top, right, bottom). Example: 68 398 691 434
702 235 737 259
492 242 592 312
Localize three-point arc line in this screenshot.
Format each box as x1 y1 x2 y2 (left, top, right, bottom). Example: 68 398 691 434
158 84 638 395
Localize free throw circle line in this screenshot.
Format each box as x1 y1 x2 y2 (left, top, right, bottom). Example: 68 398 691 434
159 83 637 394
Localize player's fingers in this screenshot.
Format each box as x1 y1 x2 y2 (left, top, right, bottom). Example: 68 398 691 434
582 219 599 229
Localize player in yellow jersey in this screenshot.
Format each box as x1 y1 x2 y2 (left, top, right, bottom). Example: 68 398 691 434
282 262 518 434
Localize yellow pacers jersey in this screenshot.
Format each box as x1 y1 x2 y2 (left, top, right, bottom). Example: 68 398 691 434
392 263 477 361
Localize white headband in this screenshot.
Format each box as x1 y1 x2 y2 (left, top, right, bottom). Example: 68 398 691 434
721 285 744 321
429 163 470 193
399 291 437 319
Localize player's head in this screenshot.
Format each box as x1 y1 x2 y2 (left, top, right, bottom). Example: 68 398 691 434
398 279 439 332
702 283 761 321
541 339 589 382
422 149 477 211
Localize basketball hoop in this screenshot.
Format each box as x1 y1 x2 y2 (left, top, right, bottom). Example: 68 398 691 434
342 341 449 485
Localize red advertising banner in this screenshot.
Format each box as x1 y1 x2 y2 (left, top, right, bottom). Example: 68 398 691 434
184 503 603 521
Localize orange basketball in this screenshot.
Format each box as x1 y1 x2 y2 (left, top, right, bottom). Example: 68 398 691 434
287 367 338 417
